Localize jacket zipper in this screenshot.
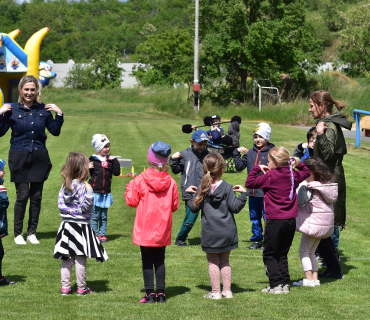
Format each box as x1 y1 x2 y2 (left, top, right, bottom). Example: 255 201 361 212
102 167 105 193
253 146 266 196
184 161 190 186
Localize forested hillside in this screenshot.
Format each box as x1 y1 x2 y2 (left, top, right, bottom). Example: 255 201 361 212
0 0 192 62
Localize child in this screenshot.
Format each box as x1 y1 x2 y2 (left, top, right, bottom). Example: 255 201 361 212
0 159 15 286
184 153 247 299
89 134 120 243
293 157 338 287
125 141 179 303
170 129 209 246
293 127 317 161
207 115 225 145
233 122 275 249
54 152 108 296
245 147 310 294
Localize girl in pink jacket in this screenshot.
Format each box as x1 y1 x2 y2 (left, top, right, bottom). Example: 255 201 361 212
293 157 338 287
125 141 179 304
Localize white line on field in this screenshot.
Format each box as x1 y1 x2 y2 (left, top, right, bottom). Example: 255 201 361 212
10 250 370 260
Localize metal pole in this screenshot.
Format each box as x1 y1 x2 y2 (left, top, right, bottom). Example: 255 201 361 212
259 86 261 112
355 112 360 148
193 0 200 112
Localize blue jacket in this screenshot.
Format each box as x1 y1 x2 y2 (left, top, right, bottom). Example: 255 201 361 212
233 143 275 197
0 180 9 238
0 102 64 152
207 126 224 145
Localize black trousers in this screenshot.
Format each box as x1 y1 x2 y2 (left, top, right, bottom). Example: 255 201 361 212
140 246 166 291
317 237 342 274
263 218 296 288
14 182 44 237
0 238 4 277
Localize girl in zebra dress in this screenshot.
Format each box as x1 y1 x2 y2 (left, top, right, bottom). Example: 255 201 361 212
54 152 108 296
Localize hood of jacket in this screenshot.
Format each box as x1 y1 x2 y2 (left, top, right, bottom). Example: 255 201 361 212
308 181 338 204
228 122 240 135
252 142 275 153
208 180 229 203
142 168 172 193
317 112 352 130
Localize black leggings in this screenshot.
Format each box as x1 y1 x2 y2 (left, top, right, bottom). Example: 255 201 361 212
14 182 44 237
140 246 166 292
0 238 4 277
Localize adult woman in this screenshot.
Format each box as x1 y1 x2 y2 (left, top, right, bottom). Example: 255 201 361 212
0 75 64 245
309 90 352 279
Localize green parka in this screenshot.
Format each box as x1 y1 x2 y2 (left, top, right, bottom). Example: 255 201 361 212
313 112 352 228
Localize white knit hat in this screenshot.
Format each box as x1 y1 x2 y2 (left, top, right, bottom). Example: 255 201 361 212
92 134 110 153
253 122 271 142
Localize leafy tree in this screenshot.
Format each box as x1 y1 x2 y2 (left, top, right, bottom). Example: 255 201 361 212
132 28 193 85
337 4 370 77
200 0 323 99
321 0 347 32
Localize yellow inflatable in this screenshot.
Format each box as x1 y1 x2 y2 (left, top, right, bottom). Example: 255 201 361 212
0 27 49 104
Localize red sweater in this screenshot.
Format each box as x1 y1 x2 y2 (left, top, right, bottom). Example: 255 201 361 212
245 162 311 220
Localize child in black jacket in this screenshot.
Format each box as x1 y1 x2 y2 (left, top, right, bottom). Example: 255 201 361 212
233 123 274 249
89 134 120 242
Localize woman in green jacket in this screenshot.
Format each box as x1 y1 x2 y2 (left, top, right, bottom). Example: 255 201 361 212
309 90 352 279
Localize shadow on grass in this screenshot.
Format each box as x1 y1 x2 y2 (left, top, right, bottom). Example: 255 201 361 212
196 284 254 294
86 279 112 293
5 275 26 283
188 237 201 246
106 234 128 241
36 231 57 240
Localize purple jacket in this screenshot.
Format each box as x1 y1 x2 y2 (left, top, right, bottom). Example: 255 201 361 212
58 179 94 221
245 162 311 219
296 181 338 239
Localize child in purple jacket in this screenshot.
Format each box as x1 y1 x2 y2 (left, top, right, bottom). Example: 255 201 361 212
245 147 310 294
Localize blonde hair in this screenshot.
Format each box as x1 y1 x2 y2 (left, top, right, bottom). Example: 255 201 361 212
148 162 168 172
310 90 345 114
269 147 300 168
193 153 226 208
61 152 90 192
18 75 42 104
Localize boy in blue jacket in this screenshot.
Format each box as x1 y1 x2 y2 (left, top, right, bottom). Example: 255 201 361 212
170 130 209 246
233 123 274 249
0 159 15 286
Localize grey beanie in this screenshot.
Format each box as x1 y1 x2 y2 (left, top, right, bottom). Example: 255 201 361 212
92 134 110 153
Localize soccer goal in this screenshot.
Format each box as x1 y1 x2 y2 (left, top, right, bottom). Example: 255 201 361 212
253 79 282 112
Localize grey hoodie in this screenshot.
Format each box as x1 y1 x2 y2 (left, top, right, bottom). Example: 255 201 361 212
184 180 247 253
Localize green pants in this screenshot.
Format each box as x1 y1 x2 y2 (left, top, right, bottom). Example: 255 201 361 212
177 204 199 240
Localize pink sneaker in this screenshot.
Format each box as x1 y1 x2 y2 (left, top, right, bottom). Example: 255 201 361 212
61 288 74 296
77 287 93 296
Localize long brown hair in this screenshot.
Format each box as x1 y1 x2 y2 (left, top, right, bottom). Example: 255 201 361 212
193 153 226 208
61 152 90 192
269 147 299 168
18 75 42 104
303 157 333 183
310 90 345 114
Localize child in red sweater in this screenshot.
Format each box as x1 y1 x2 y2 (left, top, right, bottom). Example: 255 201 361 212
245 147 310 294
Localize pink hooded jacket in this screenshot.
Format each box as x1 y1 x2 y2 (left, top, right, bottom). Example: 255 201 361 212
296 181 338 239
125 168 179 247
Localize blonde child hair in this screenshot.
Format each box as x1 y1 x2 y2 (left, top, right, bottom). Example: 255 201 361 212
194 153 226 208
269 147 300 168
61 152 90 192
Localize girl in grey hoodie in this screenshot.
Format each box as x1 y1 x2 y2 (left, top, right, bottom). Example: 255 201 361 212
184 153 247 300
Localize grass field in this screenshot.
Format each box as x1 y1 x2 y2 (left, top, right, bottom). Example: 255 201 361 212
0 95 370 319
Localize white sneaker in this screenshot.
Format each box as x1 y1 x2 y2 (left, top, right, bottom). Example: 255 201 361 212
14 235 27 245
204 292 222 300
221 290 233 298
292 279 315 287
27 234 40 244
313 280 320 286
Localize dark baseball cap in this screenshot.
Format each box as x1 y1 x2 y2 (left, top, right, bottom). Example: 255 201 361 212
191 130 209 142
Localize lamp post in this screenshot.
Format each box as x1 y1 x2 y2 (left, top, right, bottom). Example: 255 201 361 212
193 0 200 112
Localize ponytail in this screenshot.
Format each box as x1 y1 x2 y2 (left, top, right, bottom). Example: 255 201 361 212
193 172 213 208
310 90 345 114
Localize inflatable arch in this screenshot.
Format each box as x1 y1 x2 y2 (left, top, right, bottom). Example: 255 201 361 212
0 27 49 105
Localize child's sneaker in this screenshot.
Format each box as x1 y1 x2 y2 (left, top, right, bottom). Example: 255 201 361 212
262 285 283 294
61 288 74 296
140 293 155 303
292 279 315 287
77 287 93 296
175 238 188 246
156 293 166 303
313 280 320 286
99 235 108 243
282 284 290 294
0 277 16 286
221 290 233 298
204 292 222 299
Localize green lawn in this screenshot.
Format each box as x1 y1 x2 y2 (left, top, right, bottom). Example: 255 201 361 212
0 100 370 319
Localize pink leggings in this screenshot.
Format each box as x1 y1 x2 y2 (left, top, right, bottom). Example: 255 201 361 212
299 234 321 272
61 255 87 290
206 251 231 293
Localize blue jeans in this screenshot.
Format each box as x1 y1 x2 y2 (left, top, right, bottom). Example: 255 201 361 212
177 204 199 240
331 225 340 252
249 196 266 242
91 206 108 236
